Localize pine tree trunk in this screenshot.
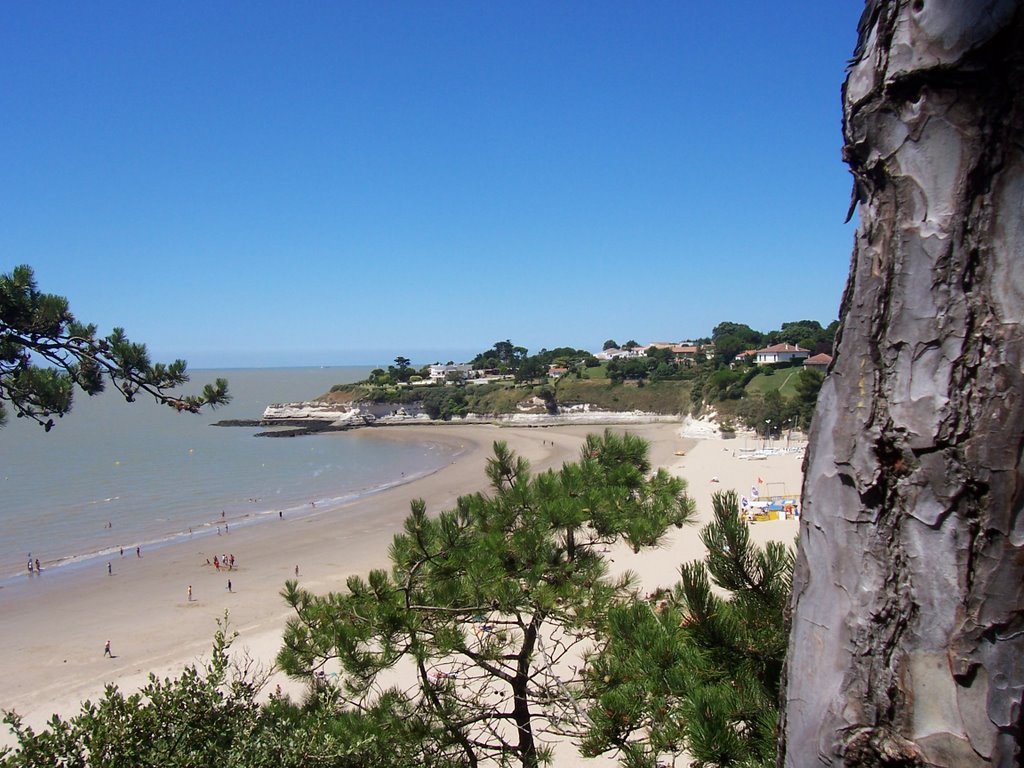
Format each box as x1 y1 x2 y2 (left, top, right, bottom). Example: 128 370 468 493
514 621 540 768
778 2 1024 765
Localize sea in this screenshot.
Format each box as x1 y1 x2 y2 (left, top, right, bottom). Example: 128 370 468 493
0 367 458 585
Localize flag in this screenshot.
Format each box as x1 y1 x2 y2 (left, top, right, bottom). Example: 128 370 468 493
758 477 764 484
751 485 759 498
740 495 749 509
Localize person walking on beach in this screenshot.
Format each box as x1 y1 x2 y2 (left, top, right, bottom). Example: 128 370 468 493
136 546 141 558
104 639 112 657
188 585 193 602
34 558 40 573
107 561 112 575
295 564 300 577
227 579 232 592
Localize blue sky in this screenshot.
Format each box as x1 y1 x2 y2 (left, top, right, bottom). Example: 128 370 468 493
2 2 863 368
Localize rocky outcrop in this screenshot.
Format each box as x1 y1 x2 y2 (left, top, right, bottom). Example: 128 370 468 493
253 400 681 433
678 413 723 439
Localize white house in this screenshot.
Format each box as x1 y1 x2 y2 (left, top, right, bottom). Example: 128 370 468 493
429 363 473 382
594 347 645 361
754 343 810 365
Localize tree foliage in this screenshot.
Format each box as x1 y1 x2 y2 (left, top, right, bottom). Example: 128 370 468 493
277 431 696 768
583 490 793 768
514 355 549 383
0 265 229 431
710 323 763 366
1 616 475 768
3 617 427 768
710 323 762 347
470 340 529 373
389 356 415 383
421 385 469 420
791 368 823 429
766 320 835 355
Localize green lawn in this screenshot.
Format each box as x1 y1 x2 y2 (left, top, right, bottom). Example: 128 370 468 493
745 368 801 399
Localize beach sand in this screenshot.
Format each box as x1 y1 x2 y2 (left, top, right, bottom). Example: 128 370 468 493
0 422 804 758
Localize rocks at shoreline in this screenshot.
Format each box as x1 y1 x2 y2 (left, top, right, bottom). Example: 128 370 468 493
215 405 762 445
214 401 698 437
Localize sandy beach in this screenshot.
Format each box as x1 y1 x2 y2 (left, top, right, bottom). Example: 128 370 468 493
0 422 803 755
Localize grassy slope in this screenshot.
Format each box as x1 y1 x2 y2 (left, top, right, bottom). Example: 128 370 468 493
744 368 800 399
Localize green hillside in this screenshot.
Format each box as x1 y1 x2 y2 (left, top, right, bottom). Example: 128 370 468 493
744 367 802 399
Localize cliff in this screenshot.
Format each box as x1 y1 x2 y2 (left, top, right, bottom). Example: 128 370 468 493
252 400 686 436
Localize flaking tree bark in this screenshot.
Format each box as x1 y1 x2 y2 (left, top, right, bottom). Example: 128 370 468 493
779 2 1024 766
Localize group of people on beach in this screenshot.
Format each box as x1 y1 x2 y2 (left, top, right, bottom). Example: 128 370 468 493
91 503 314 660
208 553 236 570
26 556 40 575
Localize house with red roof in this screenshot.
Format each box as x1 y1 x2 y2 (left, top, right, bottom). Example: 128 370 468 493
646 342 703 364
754 343 810 365
803 352 833 373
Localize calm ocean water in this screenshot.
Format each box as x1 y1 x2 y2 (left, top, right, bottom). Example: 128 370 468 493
0 367 456 583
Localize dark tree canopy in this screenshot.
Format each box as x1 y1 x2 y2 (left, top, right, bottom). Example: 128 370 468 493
767 320 835 354
470 340 528 372
0 265 229 431
0 619 454 768
584 490 792 768
710 322 763 348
